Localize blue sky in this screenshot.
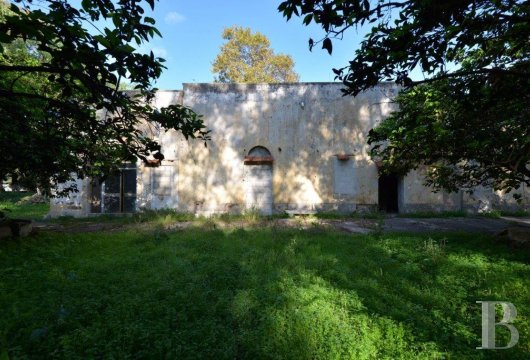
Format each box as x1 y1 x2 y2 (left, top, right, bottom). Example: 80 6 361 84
141 0 369 90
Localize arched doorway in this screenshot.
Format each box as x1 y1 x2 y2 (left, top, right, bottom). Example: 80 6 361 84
244 146 273 215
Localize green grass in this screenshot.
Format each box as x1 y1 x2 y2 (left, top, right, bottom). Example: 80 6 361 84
0 227 529 359
499 210 530 218
479 210 503 219
51 209 289 228
0 192 49 220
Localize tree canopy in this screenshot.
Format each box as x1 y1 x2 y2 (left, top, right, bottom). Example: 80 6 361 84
279 0 530 195
212 25 299 83
0 0 209 195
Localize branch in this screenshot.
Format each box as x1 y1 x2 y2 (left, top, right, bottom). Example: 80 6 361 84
497 13 530 23
411 68 529 85
0 64 115 100
9 71 32 92
311 1 411 42
0 64 69 74
366 1 410 17
0 89 84 114
0 89 57 103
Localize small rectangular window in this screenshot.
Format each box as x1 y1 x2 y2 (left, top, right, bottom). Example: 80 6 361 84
333 159 357 196
151 166 174 197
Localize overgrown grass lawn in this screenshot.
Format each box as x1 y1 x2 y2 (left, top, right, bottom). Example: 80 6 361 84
0 192 49 220
1 227 529 359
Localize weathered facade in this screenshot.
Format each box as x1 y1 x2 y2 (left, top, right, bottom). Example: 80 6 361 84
49 83 530 217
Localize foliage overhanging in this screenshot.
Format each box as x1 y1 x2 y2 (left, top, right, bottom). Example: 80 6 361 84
0 0 210 195
279 0 530 194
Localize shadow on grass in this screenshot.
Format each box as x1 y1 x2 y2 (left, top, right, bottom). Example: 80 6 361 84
0 191 49 220
0 228 528 359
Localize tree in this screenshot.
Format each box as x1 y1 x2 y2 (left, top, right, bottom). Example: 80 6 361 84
0 0 210 196
370 79 530 197
212 26 299 83
279 0 530 195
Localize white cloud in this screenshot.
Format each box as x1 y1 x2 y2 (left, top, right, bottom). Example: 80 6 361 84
164 11 185 24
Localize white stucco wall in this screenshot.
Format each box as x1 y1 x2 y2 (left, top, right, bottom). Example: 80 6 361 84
48 83 530 217
173 82 398 214
48 177 90 218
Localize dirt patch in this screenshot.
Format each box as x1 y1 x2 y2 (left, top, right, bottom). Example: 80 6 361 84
30 216 530 236
32 221 135 234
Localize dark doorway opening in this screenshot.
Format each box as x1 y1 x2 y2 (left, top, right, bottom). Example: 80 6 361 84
378 173 399 213
89 163 137 214
103 167 137 213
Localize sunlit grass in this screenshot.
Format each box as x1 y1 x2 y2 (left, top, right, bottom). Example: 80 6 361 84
1 227 528 359
0 192 49 220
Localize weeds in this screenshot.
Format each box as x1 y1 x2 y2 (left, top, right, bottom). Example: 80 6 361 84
498 210 530 218
133 209 195 224
479 210 502 219
241 208 261 222
422 237 447 261
1 230 528 358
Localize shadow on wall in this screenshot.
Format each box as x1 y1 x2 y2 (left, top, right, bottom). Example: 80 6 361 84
463 185 530 213
398 167 530 214
172 83 399 215
51 84 529 217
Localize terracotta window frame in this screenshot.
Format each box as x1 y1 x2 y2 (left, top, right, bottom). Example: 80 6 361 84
244 156 274 165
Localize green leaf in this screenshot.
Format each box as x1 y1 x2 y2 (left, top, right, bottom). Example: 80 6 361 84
117 44 135 53
322 38 333 55
144 16 156 25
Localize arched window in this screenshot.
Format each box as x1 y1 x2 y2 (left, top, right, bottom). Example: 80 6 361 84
244 146 273 165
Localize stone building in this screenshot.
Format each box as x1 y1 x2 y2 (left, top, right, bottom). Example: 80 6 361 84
49 82 529 217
